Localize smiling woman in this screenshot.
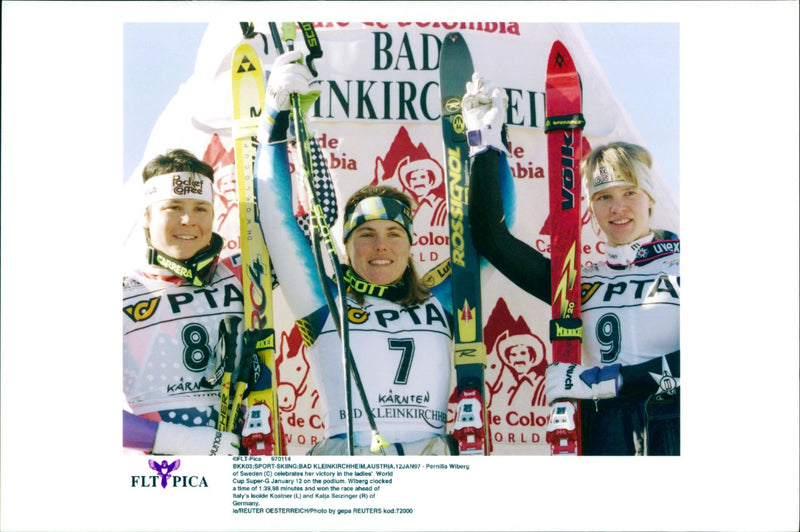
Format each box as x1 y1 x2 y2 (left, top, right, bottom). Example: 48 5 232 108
342 186 427 300
346 217 411 286
140 150 216 260
254 52 459 456
140 149 222 282
465 77 681 456
123 148 243 456
340 186 437 309
145 197 214 260
583 142 656 247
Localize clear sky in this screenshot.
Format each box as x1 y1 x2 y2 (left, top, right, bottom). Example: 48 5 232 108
123 23 679 196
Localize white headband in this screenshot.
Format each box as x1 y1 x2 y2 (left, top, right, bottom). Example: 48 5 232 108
143 172 214 208
588 160 656 201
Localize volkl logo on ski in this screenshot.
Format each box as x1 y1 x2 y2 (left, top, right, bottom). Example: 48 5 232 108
559 130 576 210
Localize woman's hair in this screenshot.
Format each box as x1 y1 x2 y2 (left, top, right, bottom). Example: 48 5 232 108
581 141 652 194
581 141 656 223
142 149 215 183
344 185 430 307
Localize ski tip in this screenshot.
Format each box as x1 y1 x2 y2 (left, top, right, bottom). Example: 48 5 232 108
547 39 576 75
550 39 567 53
439 31 473 75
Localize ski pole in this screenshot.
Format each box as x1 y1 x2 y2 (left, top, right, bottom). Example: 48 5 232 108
269 22 388 455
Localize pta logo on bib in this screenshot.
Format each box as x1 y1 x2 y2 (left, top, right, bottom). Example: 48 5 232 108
131 459 208 489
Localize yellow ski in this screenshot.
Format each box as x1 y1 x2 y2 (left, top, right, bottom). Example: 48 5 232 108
231 42 283 455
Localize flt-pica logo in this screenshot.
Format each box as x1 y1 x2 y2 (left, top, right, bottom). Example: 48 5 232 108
130 459 208 489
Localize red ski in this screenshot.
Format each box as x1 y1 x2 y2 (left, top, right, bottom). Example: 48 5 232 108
544 40 586 456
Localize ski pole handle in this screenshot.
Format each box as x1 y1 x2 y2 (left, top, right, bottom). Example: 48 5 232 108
280 22 297 48
298 22 322 76
274 22 321 75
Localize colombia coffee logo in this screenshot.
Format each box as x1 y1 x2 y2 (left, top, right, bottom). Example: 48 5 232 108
130 459 208 489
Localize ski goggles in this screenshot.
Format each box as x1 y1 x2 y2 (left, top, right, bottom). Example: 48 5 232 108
343 196 413 243
143 172 214 208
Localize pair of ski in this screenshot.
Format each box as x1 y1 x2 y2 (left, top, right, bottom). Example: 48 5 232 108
441 34 585 456
231 23 388 456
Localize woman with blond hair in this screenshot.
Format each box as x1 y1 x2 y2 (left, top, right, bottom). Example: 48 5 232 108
464 74 680 455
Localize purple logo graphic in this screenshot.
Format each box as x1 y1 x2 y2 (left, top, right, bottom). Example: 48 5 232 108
148 459 181 489
131 460 208 489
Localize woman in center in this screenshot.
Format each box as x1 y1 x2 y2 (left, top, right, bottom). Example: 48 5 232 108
254 51 456 456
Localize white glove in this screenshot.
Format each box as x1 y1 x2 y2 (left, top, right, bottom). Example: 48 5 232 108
259 50 321 144
152 421 241 456
264 50 317 112
462 72 509 156
545 362 621 403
